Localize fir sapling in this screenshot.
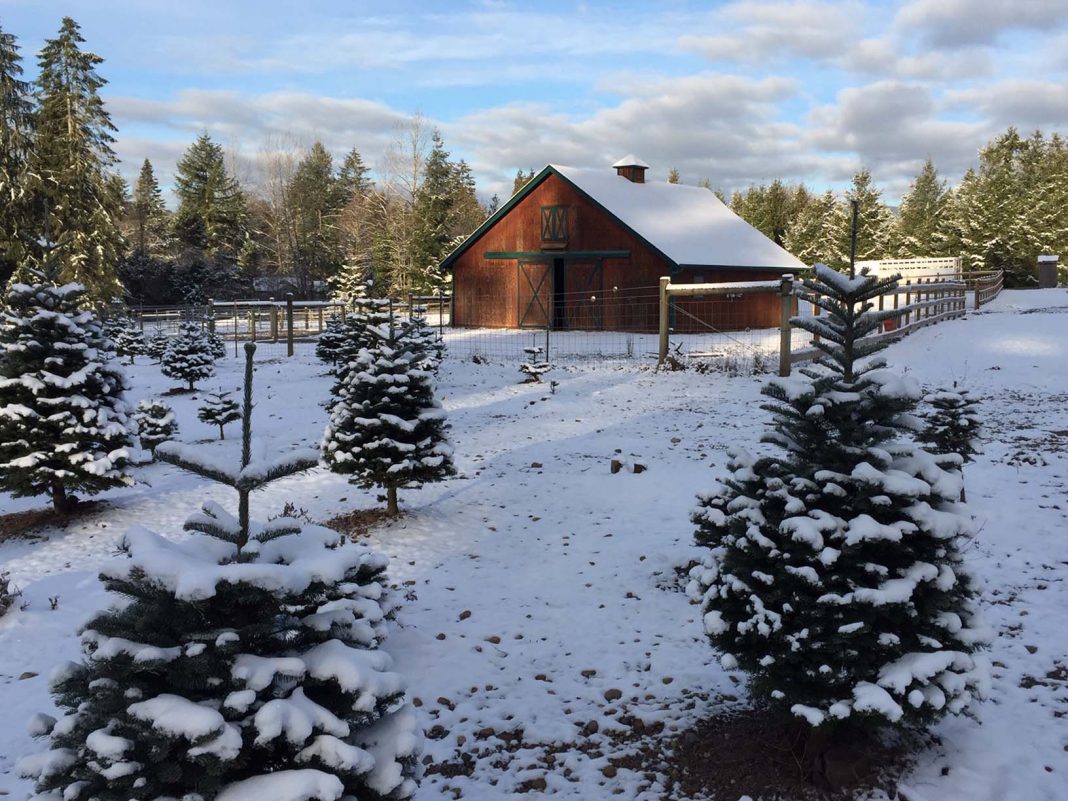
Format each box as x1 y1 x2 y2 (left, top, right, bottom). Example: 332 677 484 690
20 343 422 801
322 306 454 515
918 386 981 501
688 264 990 742
198 390 241 440
161 319 216 391
113 319 146 364
134 399 178 454
519 346 552 383
144 327 169 362
0 270 135 512
315 312 347 365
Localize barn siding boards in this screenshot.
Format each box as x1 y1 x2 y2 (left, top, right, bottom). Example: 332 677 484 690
447 167 802 331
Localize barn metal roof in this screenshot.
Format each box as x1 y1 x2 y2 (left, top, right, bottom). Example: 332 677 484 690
439 164 807 272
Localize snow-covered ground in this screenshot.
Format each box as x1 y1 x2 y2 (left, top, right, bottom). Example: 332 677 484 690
2 288 1067 800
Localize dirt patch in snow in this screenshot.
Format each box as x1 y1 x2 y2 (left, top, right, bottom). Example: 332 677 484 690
0 501 106 543
323 506 402 538
655 707 921 800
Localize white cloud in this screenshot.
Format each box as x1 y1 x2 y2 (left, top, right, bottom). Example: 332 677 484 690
895 0 1068 47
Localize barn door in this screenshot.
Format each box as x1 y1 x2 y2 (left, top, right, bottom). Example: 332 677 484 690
562 260 603 330
517 259 551 328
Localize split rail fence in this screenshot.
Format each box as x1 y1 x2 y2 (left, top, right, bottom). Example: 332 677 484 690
109 269 1002 372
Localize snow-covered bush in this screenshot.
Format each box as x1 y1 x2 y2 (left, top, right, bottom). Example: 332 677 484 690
21 343 422 801
519 346 552 383
688 265 990 733
0 572 18 618
198 390 241 440
322 312 454 515
161 320 216 391
134 399 178 454
0 274 134 512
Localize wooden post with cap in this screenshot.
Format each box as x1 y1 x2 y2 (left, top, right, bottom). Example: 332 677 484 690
779 274 794 377
657 276 670 367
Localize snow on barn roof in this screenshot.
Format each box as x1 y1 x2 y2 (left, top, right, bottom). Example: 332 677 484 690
552 164 806 271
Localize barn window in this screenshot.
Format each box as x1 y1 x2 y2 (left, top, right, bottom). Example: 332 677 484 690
541 205 569 244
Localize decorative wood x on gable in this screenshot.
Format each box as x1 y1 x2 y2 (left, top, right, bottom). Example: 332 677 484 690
540 205 569 245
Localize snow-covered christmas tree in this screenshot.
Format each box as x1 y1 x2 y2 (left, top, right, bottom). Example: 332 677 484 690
316 313 348 366
0 265 134 513
113 318 147 364
918 386 981 502
134 399 178 454
161 319 216 391
198 390 241 440
399 306 444 373
322 310 454 515
144 327 169 362
20 343 422 801
688 264 989 736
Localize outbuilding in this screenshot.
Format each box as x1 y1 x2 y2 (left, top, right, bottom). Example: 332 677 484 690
441 156 807 333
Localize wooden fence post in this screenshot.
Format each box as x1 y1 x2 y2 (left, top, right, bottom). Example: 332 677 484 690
318 306 324 332
270 297 278 341
778 274 794 377
657 277 670 366
286 293 294 357
248 310 256 342
232 300 239 358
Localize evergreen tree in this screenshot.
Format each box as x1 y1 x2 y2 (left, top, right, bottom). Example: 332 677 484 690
26 17 125 303
329 256 371 303
288 141 347 296
174 133 246 260
827 169 893 270
197 390 240 440
0 261 134 512
411 131 454 290
21 343 421 801
918 387 981 501
0 571 16 618
143 327 169 362
512 168 535 196
688 264 989 738
337 146 372 201
134 398 177 454
131 158 169 256
322 309 454 515
161 320 216 391
0 24 35 288
316 313 349 365
667 168 680 184
784 190 836 267
113 317 146 364
894 159 951 258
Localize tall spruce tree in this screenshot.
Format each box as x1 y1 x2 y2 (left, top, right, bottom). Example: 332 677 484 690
0 24 34 288
894 159 951 258
784 190 836 267
689 264 989 741
288 141 346 296
174 133 246 261
27 17 125 303
827 169 892 270
20 343 421 801
0 258 134 512
322 307 454 515
131 158 169 256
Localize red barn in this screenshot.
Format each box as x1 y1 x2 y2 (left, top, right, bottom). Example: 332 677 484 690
441 156 806 333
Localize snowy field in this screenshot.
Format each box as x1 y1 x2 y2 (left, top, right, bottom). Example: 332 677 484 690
2 288 1067 800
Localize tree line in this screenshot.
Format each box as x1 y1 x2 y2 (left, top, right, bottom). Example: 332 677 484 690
0 18 488 306
725 128 1068 287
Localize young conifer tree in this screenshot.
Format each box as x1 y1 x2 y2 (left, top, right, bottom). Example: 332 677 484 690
134 399 177 454
918 387 981 501
197 390 241 440
161 319 216 391
322 307 454 515
688 265 989 737
0 258 134 512
113 318 146 364
315 312 348 366
21 343 422 801
143 327 169 362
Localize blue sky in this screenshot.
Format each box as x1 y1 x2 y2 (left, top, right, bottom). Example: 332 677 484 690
3 0 1067 202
